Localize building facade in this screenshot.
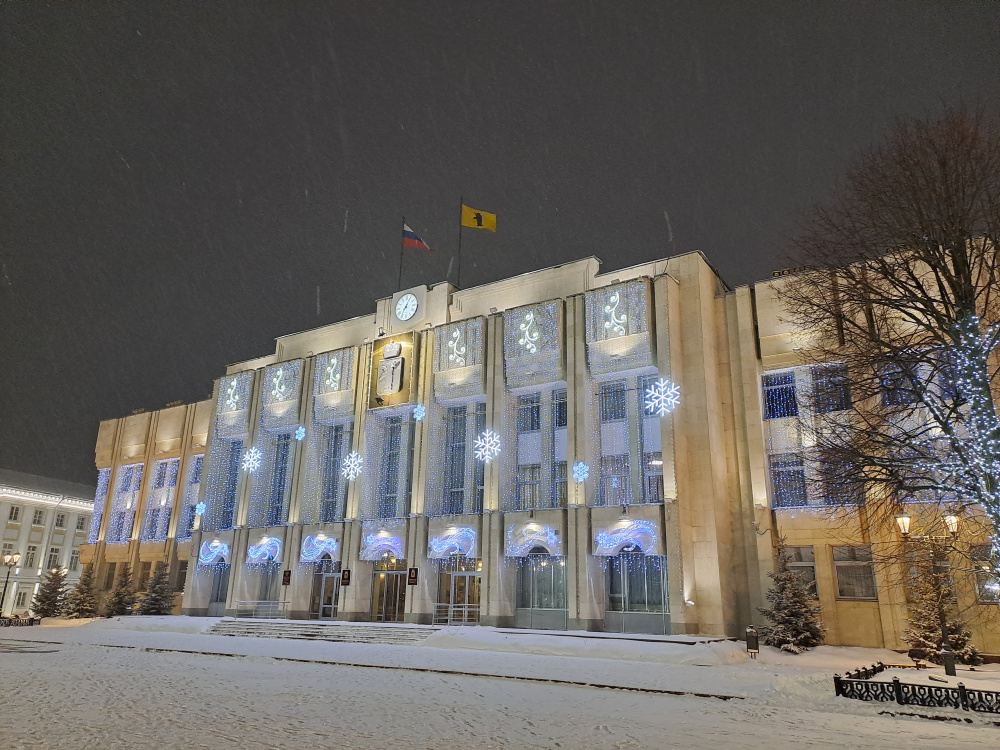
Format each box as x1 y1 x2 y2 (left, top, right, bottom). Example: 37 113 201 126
79 252 1000 651
1 470 94 616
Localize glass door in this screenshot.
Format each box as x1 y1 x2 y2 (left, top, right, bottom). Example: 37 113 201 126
319 574 340 619
371 553 407 623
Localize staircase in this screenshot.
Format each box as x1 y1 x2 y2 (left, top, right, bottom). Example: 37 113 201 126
207 618 438 645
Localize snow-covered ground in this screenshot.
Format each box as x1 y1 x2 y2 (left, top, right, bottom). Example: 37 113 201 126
1 617 996 749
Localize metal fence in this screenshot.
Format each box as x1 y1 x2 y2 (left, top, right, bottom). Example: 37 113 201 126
433 603 480 625
0 616 38 627
834 661 1000 714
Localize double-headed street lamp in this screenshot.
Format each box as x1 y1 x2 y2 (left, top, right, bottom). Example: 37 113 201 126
2 551 21 615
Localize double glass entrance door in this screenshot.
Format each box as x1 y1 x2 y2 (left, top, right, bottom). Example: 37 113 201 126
313 573 340 620
371 555 407 623
435 570 481 624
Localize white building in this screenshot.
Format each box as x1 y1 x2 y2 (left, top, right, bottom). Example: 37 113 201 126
1 469 94 616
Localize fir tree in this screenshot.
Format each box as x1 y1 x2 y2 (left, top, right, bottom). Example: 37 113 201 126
137 561 175 615
31 566 67 617
903 552 983 666
103 561 136 617
758 546 826 654
64 564 100 619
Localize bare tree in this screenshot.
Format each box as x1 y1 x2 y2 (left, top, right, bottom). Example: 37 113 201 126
778 110 1000 583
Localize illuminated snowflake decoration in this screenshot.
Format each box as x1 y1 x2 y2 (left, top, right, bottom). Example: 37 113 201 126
341 451 363 480
294 425 306 441
644 378 681 416
225 379 240 410
413 404 426 422
194 501 207 517
572 461 590 483
474 429 501 463
242 446 263 473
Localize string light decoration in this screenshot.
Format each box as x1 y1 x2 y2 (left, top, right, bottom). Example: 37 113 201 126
360 523 405 560
593 519 658 556
474 429 501 463
105 463 144 544
202 371 252 532
342 451 363 480
505 523 561 557
198 539 230 566
87 468 111 544
177 455 205 541
428 527 477 558
518 311 540 354
603 290 627 337
247 536 282 565
294 425 306 441
572 462 590 483
584 280 654 375
358 407 417 520
433 318 486 401
139 458 179 542
242 446 263 473
301 348 356 525
300 534 339 563
644 378 680 416
503 301 563 389
413 404 426 422
448 328 467 366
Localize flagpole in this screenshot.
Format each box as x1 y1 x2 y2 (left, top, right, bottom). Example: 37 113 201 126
457 196 463 289
398 215 405 291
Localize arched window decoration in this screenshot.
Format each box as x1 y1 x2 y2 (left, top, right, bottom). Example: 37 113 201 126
606 545 668 613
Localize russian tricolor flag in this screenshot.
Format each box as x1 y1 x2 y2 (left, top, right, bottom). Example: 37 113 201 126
402 223 432 252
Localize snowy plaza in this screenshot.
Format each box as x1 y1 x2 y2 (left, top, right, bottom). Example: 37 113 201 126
2 617 998 749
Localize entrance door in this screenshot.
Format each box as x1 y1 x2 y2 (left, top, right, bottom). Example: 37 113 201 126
435 556 482 624
515 548 568 630
371 553 407 623
207 564 230 617
319 574 340 620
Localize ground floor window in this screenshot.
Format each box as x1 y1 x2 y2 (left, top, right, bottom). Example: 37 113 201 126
606 547 668 613
516 549 567 610
833 545 877 600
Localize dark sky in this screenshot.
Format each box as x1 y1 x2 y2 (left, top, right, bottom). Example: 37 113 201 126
2 1 999 486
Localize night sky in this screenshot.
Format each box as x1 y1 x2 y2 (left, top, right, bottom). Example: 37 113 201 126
2 2 999 486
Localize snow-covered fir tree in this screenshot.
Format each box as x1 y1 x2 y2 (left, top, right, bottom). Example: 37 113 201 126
758 546 826 654
103 561 136 616
31 566 67 617
63 564 100 619
903 553 983 666
137 561 174 615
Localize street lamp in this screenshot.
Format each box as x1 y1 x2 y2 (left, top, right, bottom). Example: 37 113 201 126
894 512 911 538
2 551 21 615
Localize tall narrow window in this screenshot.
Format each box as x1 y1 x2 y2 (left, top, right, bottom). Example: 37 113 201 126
320 423 352 522
517 394 541 432
599 455 631 507
515 465 541 510
474 402 486 513
763 372 798 419
553 461 568 507
600 381 628 422
553 389 568 428
377 417 403 518
443 406 468 515
219 440 243 529
46 547 61 570
178 455 205 540
266 433 292 526
643 452 664 503
68 549 80 572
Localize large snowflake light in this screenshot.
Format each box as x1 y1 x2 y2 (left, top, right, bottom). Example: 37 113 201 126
341 451 363 480
294 425 306 441
474 429 501 463
572 461 590 483
195 501 207 517
242 446 263 473
413 404 426 422
644 378 680 416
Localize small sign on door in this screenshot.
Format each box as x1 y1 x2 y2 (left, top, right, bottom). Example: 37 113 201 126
341 569 351 586
281 569 292 586
407 567 418 585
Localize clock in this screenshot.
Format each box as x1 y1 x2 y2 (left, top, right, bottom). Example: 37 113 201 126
395 293 418 321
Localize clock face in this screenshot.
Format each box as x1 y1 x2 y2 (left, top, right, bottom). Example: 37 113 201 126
395 293 418 321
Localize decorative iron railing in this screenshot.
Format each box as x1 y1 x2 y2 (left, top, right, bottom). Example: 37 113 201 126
433 603 480 625
0 616 39 627
834 661 1000 714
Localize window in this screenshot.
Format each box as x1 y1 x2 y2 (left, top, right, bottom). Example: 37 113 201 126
15 591 28 609
599 381 628 422
219 440 243 529
516 549 567 609
376 417 404 519
833 546 877 600
319 426 350 523
881 363 916 406
137 561 152 589
785 546 817 596
69 549 80 572
1 542 12 557
763 372 798 419
515 465 541 510
46 547 61 570
55 513 66 529
606 547 668 613
643 452 664 504
263 434 292 527
32 509 45 526
599 454 631 507
971 545 999 604
813 363 851 413
474 402 486 514
553 389 568 428
819 456 864 506
175 561 189 593
24 545 37 568
516 394 541 432
769 453 807 508
553 462 568 507
104 562 117 590
7 505 20 522
443 406 468 515
76 516 87 531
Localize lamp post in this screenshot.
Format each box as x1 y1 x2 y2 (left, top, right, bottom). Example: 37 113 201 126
894 510 961 676
2 551 21 615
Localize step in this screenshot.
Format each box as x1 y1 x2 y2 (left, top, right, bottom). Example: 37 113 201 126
207 619 438 645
